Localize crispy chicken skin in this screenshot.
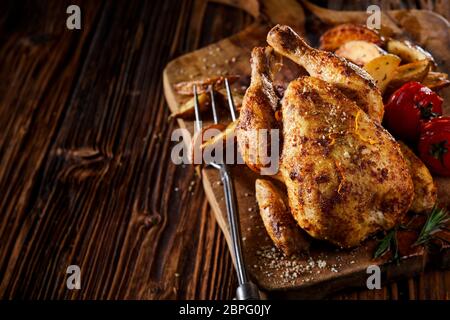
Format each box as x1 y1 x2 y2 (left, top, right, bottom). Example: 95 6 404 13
267 24 384 123
255 179 310 255
237 47 280 173
281 77 414 247
398 142 437 213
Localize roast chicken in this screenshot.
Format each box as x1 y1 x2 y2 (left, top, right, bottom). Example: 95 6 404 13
237 25 438 253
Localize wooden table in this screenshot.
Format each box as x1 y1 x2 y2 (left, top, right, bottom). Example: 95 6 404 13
0 0 449 300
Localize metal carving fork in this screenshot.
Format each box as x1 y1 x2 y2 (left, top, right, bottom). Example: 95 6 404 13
193 79 260 300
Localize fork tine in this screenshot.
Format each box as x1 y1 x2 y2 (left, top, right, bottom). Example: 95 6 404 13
193 84 201 132
224 78 237 121
209 85 219 125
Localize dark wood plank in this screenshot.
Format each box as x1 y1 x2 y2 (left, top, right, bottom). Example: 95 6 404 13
0 0 253 300
0 0 448 300
0 0 104 298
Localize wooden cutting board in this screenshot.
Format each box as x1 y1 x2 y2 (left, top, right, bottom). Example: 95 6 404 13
163 0 450 298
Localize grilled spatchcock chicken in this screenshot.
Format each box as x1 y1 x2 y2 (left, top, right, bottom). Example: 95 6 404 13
237 25 436 254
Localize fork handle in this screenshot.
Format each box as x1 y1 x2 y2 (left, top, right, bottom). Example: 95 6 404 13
219 165 260 300
236 281 261 300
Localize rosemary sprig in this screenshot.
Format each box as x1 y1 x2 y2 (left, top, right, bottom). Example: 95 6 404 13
413 205 449 247
373 205 449 262
374 228 399 263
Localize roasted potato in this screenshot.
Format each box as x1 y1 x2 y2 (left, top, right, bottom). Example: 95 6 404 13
398 142 437 213
173 75 239 95
319 24 383 51
364 54 401 93
255 179 310 256
190 123 226 164
422 71 450 91
169 92 211 120
388 59 430 91
386 39 436 68
169 90 244 120
200 120 237 151
335 40 386 66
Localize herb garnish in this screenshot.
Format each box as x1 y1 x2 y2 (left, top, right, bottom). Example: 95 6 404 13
373 205 449 261
413 205 449 246
374 228 399 263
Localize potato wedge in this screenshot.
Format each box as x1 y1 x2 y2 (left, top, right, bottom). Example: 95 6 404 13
422 72 450 91
335 40 386 66
190 123 226 164
319 24 383 51
388 59 430 90
364 54 401 93
173 75 239 95
200 120 237 151
169 90 244 120
398 142 436 214
169 92 211 120
386 39 436 68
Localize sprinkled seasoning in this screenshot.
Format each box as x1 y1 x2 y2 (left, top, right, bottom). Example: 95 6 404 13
317 260 326 269
254 246 342 283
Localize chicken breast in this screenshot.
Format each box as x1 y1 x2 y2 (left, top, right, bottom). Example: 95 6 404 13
280 77 414 247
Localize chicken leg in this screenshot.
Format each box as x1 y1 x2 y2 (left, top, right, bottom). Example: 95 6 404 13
237 47 280 174
267 24 384 123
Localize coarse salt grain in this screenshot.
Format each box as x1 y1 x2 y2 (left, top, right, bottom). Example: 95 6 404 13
317 260 326 269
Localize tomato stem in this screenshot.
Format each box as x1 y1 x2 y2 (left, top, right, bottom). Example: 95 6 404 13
419 102 439 120
430 140 448 166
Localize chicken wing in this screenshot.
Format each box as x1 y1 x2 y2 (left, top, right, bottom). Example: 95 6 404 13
256 179 310 255
267 24 384 123
398 142 437 213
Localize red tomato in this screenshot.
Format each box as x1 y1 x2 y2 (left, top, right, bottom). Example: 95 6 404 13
418 117 450 176
384 82 443 142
